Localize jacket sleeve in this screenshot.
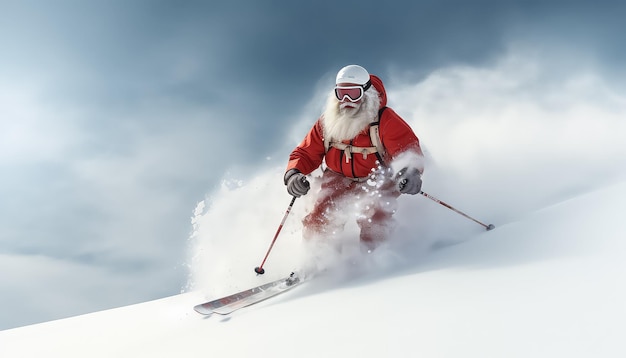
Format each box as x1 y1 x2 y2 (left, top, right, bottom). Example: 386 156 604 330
380 108 424 173
286 119 326 175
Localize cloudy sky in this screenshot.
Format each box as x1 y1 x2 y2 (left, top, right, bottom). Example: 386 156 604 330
1 0 625 330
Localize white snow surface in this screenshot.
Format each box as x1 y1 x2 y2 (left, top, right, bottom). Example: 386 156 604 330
1 180 625 357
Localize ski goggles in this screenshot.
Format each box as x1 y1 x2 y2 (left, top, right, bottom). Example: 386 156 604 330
334 81 372 102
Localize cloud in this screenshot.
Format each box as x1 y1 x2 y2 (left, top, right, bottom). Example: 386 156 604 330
0 84 80 164
0 79 251 330
0 252 173 329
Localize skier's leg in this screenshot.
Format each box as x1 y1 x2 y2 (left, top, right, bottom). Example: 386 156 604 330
357 180 400 250
302 171 351 240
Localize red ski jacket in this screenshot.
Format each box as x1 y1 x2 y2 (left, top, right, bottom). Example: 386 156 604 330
287 75 422 179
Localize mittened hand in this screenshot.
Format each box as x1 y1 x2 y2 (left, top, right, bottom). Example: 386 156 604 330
284 169 310 197
395 167 422 195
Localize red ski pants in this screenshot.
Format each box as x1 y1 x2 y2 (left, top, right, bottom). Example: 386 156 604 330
302 169 399 249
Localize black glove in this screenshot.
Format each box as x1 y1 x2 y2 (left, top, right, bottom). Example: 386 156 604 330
395 167 422 195
284 169 310 197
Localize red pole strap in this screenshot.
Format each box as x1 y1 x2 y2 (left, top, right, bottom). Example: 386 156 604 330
254 196 297 275
420 191 495 231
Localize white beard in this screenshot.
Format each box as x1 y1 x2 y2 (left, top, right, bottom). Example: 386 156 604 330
322 87 381 142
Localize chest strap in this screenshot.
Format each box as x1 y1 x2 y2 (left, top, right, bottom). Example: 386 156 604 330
328 141 378 163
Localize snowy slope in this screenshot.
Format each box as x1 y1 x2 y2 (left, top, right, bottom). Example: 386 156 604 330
1 181 625 358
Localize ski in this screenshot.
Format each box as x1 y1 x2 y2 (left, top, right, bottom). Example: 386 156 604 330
193 272 302 315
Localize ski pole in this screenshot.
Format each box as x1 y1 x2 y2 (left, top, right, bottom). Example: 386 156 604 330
254 196 297 275
420 191 495 231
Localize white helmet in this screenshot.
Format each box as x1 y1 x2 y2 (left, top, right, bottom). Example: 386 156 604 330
336 64 370 86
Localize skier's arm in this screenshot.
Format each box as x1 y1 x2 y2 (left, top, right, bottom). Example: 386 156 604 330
380 109 424 174
286 120 326 175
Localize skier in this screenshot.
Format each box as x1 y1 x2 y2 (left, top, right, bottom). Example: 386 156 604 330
284 64 424 250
